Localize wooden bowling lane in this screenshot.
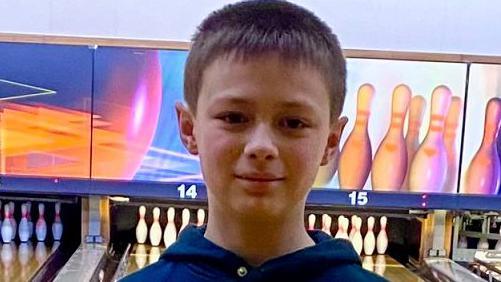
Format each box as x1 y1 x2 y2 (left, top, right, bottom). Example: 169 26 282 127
126 244 164 275
0 241 59 282
362 255 425 282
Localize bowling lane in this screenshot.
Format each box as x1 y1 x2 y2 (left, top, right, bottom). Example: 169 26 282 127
362 255 425 282
0 241 59 282
126 244 164 275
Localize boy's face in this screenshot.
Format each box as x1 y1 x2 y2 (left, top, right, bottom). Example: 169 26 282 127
177 54 345 220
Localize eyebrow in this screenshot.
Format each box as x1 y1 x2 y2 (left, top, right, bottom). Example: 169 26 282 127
212 96 318 111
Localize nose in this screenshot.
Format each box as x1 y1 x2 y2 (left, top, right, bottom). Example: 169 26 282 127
243 123 279 161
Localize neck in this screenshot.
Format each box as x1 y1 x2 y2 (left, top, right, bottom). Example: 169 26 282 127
204 203 314 267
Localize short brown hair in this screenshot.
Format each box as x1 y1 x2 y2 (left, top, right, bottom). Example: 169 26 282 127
184 0 346 121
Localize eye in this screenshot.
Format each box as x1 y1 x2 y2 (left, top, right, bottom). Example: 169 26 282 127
280 118 308 129
217 112 248 124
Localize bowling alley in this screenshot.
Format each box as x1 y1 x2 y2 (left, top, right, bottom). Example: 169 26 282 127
0 1 501 281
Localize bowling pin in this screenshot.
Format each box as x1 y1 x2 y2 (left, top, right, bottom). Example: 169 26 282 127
403 95 427 190
495 228 501 251
308 214 317 230
18 204 30 242
372 84 411 191
322 215 332 236
135 244 147 269
26 202 33 239
179 208 190 233
307 214 316 231
52 202 63 241
443 97 463 193
196 209 205 227
477 237 489 250
338 84 375 189
376 216 388 255
458 235 468 248
35 203 47 242
364 216 376 256
352 217 363 255
335 216 349 240
464 97 501 195
163 207 177 248
149 207 162 246
9 202 16 240
136 206 148 244
0 200 2 227
409 85 452 192
349 215 357 240
1 204 13 243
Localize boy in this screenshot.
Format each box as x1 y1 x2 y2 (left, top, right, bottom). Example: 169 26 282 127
123 0 387 281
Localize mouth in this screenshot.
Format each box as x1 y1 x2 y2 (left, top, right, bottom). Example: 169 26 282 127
235 173 285 182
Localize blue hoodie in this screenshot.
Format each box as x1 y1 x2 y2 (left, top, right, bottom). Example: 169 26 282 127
121 226 388 281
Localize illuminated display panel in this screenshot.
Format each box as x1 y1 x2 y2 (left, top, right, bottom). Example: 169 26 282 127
459 64 501 196
92 47 472 195
324 59 467 193
0 42 93 178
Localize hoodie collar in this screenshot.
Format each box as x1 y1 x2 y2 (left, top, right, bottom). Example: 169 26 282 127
161 225 361 277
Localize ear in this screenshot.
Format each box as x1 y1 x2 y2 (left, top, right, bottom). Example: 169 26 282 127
175 102 198 155
320 116 348 165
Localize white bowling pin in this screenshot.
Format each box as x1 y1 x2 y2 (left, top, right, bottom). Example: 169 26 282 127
409 85 452 192
352 217 363 255
307 214 316 230
334 216 344 239
149 207 162 246
52 202 63 241
349 215 357 240
335 216 349 240
458 235 468 248
9 202 16 240
18 204 30 242
163 207 177 248
135 244 147 269
35 203 47 242
403 95 427 190
464 97 501 195
376 216 388 255
1 204 13 243
364 216 376 256
443 97 463 193
477 237 489 250
196 209 206 227
135 206 148 244
322 215 332 236
179 208 190 233
372 84 411 191
495 228 501 251
26 202 33 239
338 84 375 189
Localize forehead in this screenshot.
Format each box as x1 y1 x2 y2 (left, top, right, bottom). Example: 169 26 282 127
197 54 330 112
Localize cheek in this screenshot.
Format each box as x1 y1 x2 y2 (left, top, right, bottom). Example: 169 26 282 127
198 129 239 179
286 138 326 183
